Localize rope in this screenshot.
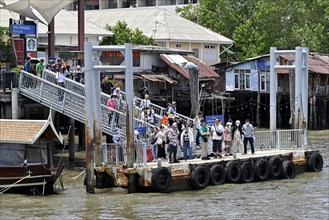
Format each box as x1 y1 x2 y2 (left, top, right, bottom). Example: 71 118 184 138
0 174 31 195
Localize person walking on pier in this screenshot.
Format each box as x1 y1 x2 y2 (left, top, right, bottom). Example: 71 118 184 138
242 119 255 154
223 122 233 156
193 111 203 149
210 119 224 158
180 123 194 161
232 120 243 154
156 126 166 160
199 119 210 160
167 123 180 163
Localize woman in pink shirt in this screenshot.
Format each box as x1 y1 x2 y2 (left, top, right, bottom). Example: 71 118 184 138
107 94 117 124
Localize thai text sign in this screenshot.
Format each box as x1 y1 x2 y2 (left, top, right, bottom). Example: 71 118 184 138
12 39 24 65
205 115 224 126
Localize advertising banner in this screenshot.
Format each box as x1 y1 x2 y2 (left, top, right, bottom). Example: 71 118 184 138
12 39 24 65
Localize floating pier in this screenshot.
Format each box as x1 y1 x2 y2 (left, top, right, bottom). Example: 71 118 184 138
95 148 323 193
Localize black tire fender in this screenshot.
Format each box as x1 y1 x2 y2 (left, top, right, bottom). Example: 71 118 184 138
225 160 241 183
240 162 255 183
209 164 226 185
308 152 323 172
282 160 296 179
190 166 210 189
254 158 270 181
268 156 283 178
151 167 172 191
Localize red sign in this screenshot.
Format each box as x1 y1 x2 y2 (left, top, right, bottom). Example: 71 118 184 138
12 39 24 65
26 51 37 58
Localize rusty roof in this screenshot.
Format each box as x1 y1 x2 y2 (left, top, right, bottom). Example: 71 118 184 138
280 54 329 74
141 74 177 84
160 54 219 79
0 116 63 144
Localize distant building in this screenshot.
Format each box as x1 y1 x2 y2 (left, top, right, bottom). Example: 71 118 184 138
65 0 198 10
213 54 329 129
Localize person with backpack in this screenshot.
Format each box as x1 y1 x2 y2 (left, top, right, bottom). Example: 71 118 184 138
242 118 255 155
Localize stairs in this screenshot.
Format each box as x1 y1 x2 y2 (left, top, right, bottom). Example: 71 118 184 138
19 69 195 137
18 70 154 138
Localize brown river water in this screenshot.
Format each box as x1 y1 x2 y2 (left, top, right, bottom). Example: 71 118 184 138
0 132 328 220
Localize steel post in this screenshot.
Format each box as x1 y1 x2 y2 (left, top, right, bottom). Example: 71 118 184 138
295 47 302 129
84 42 95 193
124 43 135 169
270 47 277 130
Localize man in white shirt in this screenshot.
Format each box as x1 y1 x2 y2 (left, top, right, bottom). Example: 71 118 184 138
140 94 151 109
211 119 224 158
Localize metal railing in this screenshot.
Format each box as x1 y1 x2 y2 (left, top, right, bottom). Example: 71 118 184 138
19 70 156 138
41 69 194 126
254 129 307 150
102 140 151 166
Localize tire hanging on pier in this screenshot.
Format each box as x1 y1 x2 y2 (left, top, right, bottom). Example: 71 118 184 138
225 161 241 183
190 166 210 189
240 162 255 183
152 167 172 192
282 160 295 179
307 152 323 172
209 164 226 185
268 156 283 178
254 159 270 181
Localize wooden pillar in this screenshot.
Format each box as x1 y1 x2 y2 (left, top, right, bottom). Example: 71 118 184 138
68 118 75 162
48 19 55 58
78 0 85 52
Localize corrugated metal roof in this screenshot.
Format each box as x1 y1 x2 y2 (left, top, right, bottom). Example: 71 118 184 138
141 74 177 84
82 7 233 44
0 8 112 36
0 118 63 144
160 54 219 79
184 56 220 78
280 54 329 74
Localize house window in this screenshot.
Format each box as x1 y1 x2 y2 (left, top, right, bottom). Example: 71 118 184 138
260 70 270 91
245 74 250 89
192 48 199 58
234 69 250 90
176 44 181 48
204 45 216 61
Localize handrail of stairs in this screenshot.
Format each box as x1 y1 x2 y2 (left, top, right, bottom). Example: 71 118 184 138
19 70 156 138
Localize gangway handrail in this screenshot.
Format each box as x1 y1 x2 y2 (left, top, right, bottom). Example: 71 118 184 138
41 69 194 126
19 70 156 138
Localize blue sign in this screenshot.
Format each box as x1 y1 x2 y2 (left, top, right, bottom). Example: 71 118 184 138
135 127 146 135
10 24 36 35
205 115 224 126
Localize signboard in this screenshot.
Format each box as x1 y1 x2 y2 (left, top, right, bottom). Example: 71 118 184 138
160 115 169 125
9 19 37 36
26 38 37 52
26 52 37 58
59 52 78 59
205 115 224 126
135 127 146 135
10 24 36 35
12 39 24 65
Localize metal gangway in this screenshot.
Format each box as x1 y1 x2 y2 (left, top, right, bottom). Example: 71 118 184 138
18 70 155 138
39 68 195 126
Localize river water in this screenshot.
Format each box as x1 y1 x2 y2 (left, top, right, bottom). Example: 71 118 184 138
1 133 328 220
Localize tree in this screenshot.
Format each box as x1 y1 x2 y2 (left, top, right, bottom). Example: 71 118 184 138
177 0 329 61
0 26 16 68
100 21 153 45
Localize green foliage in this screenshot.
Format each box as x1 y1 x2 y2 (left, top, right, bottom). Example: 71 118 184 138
101 21 153 45
0 26 15 63
178 0 329 61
